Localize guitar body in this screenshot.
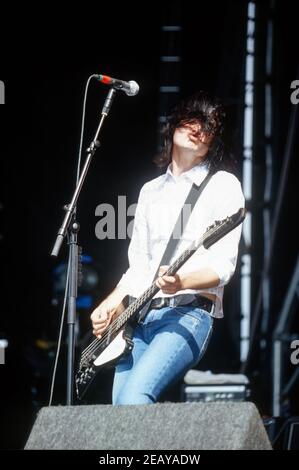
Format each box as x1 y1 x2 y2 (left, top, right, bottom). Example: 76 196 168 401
75 297 135 400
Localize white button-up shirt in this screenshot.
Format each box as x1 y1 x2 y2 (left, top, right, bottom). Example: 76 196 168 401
118 163 245 318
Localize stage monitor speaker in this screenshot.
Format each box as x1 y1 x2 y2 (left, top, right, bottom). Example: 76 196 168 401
25 402 272 450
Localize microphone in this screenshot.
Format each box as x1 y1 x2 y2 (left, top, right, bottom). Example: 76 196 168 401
96 74 139 96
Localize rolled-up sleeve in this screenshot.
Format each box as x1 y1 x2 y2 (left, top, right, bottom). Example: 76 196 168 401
184 172 245 286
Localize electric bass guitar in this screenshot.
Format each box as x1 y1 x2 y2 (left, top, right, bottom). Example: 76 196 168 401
76 207 246 400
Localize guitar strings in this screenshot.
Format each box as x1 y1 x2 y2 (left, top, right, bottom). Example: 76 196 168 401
79 280 159 365
79 248 195 366
79 223 221 366
78 215 238 367
79 224 218 365
79 249 192 365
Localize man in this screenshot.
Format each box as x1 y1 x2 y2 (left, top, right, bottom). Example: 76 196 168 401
91 91 245 405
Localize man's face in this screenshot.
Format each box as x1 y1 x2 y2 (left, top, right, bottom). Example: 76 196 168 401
173 120 214 157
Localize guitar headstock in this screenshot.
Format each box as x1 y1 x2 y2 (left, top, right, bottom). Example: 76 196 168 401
201 208 246 249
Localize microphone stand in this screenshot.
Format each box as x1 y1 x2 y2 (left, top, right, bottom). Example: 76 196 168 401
51 87 117 405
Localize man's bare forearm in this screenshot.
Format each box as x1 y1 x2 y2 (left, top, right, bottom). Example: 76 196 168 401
179 267 220 290
100 284 129 309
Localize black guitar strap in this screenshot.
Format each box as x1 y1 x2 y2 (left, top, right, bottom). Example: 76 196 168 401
137 170 214 322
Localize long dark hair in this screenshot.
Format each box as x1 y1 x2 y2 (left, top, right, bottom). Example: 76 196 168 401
154 91 236 173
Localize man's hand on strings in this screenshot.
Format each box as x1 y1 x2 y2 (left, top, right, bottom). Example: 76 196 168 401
91 302 116 338
155 265 183 295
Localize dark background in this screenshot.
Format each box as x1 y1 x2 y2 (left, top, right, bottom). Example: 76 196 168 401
0 0 298 449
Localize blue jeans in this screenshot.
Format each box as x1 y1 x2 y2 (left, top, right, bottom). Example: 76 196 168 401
112 305 213 405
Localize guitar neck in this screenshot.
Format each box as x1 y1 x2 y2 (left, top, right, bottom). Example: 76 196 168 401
109 207 246 331
114 243 200 329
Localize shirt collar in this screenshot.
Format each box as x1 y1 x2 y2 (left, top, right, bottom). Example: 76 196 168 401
165 162 209 186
